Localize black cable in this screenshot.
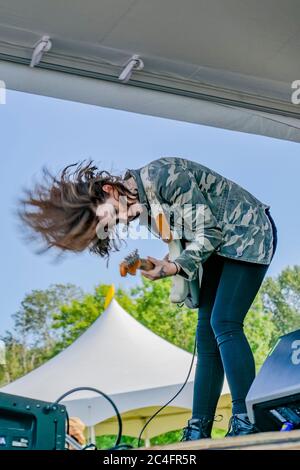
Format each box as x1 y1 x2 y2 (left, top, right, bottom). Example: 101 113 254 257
65 408 70 436
109 444 134 450
54 386 123 449
137 335 197 447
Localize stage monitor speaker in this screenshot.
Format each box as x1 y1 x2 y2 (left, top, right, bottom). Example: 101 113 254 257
0 391 66 450
246 329 300 432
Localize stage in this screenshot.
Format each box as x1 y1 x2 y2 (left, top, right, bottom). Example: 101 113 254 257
143 430 300 451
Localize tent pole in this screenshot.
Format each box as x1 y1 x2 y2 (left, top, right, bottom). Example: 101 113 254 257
144 436 151 448
142 420 151 448
88 425 96 445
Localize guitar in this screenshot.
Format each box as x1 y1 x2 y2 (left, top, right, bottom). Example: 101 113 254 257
119 249 155 277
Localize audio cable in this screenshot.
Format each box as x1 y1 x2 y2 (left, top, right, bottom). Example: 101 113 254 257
54 386 129 450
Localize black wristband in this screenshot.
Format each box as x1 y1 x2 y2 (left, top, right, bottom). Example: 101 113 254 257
172 261 179 275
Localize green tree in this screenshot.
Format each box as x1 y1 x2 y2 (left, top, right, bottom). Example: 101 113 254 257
13 283 83 350
0 334 25 384
261 265 300 342
0 284 83 385
244 295 275 369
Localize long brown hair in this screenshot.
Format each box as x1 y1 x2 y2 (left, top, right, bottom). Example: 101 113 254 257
18 160 137 259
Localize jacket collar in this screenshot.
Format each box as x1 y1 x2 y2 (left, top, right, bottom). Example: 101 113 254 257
124 168 150 210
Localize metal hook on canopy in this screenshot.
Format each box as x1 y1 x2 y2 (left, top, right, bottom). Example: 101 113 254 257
118 54 144 83
30 35 52 68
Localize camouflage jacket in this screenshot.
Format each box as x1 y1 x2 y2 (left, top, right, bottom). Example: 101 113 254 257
125 157 275 281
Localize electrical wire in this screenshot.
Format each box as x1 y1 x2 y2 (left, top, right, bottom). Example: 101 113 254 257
54 386 123 449
65 408 70 435
137 335 197 447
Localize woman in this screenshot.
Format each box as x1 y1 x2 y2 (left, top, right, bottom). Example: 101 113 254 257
20 156 277 440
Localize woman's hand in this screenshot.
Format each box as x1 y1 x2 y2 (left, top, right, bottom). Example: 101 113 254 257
140 256 178 281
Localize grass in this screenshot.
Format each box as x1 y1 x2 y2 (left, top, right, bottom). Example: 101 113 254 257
95 428 227 449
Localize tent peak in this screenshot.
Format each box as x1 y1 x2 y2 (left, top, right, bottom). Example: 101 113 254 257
104 284 115 309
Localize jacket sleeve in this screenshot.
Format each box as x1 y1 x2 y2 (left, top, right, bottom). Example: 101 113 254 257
156 164 223 281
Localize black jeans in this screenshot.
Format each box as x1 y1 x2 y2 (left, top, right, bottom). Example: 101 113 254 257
192 209 278 418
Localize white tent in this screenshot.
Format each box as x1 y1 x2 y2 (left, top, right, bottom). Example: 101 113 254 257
0 0 300 142
1 296 231 440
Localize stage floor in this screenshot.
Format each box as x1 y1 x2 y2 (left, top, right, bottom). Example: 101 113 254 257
142 430 300 450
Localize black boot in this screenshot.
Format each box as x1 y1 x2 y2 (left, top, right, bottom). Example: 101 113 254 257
181 416 215 442
225 413 259 437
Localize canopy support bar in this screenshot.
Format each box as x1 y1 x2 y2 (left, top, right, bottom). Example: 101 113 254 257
0 52 299 120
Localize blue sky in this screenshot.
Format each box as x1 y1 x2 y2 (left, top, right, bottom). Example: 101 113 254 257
1 89 299 334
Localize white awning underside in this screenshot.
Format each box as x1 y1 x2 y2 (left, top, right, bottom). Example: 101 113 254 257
0 0 300 141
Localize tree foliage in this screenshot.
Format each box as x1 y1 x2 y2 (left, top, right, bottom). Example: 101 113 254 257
0 284 83 383
261 265 300 342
